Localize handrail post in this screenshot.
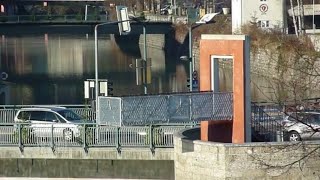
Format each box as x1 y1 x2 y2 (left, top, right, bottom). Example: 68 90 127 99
116 127 121 153
149 124 154 152
51 124 54 151
18 124 23 150
189 93 192 122
82 124 88 152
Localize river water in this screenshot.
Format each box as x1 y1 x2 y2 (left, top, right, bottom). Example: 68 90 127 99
0 32 276 105
0 33 192 105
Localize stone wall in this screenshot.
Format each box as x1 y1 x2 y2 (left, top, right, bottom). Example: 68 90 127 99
0 147 174 179
0 159 174 179
192 41 279 78
139 34 165 49
0 147 173 160
174 128 320 179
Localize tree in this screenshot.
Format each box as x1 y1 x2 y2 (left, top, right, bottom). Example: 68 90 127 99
290 0 306 36
243 22 320 173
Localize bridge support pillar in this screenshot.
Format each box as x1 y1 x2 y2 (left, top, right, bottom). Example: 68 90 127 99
199 35 251 143
200 120 232 142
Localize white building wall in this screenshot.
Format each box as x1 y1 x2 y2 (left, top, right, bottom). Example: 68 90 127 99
232 0 287 33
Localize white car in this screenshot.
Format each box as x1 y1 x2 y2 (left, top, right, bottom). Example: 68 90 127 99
14 107 84 141
283 112 320 141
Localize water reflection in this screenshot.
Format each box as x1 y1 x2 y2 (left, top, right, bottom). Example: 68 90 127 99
0 33 290 105
0 33 188 105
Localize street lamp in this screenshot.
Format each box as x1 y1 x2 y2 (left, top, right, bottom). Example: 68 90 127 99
182 13 219 92
180 55 193 92
94 6 131 122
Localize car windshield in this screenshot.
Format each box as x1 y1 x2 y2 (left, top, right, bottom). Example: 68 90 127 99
57 110 81 122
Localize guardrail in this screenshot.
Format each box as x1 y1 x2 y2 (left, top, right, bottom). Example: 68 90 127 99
0 123 195 151
0 15 107 23
0 14 176 24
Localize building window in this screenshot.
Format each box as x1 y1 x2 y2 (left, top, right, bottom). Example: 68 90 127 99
258 20 269 28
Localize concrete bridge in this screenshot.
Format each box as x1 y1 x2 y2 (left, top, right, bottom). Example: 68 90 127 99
0 14 175 35
0 22 173 35
14 0 105 1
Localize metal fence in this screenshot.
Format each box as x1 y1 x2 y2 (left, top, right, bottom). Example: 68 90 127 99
0 15 108 23
0 105 95 124
0 14 175 24
98 92 233 126
0 123 193 150
251 103 284 142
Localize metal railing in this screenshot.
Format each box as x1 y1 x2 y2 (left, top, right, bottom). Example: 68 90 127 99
0 123 194 151
0 15 108 24
251 103 284 142
98 92 233 126
0 14 175 24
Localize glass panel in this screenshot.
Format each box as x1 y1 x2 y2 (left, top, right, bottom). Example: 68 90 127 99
57 110 81 122
17 111 31 121
46 112 57 122
30 111 46 121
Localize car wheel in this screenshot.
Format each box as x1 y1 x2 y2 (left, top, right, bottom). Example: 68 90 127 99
288 131 301 141
63 129 73 141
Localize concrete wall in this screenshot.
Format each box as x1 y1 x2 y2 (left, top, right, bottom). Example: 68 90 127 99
0 159 174 179
174 128 320 179
0 147 174 179
139 34 165 50
0 147 173 160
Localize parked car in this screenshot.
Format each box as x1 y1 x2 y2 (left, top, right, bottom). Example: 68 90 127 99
283 112 320 141
14 107 87 141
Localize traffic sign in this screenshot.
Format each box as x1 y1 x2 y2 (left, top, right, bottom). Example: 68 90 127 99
187 7 198 24
116 6 131 35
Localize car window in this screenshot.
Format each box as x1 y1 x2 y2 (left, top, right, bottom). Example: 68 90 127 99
308 114 320 125
57 114 66 123
17 111 31 121
45 112 58 122
30 111 46 121
57 110 81 122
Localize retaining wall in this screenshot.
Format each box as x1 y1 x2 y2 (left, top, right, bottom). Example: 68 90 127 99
174 128 320 179
0 159 174 179
0 147 174 179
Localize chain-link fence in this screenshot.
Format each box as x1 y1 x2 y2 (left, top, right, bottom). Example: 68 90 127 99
98 91 233 126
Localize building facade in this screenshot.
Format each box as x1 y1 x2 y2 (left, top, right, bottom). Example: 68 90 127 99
232 0 287 33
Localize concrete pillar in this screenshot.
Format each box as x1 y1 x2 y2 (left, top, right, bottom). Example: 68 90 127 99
199 34 251 143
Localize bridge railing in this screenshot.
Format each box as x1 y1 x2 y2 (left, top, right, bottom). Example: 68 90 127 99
0 123 194 151
98 91 233 126
0 14 177 24
0 15 107 23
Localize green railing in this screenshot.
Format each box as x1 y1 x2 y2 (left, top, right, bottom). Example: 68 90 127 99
0 123 195 152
